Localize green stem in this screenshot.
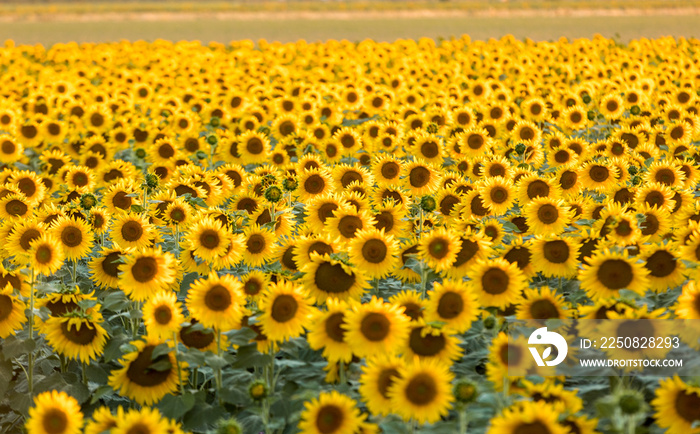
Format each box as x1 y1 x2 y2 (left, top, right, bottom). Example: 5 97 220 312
192 367 199 389
82 361 88 387
174 225 181 260
72 260 77 287
627 417 636 434
420 260 428 300
59 355 67 374
339 361 346 386
27 269 35 396
418 208 424 239
174 332 183 394
216 328 223 406
459 408 468 434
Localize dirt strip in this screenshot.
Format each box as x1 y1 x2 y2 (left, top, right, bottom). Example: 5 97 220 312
0 7 699 23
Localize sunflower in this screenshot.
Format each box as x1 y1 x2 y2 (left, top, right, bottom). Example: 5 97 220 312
258 280 313 343
676 281 700 319
388 357 454 424
9 169 46 206
516 287 569 320
372 199 408 238
641 243 685 292
388 290 426 323
403 321 462 365
0 134 23 164
645 161 686 188
424 279 479 333
239 270 269 300
84 406 119 434
475 178 513 216
49 215 94 261
110 213 154 250
298 390 364 434
302 253 368 304
404 159 441 196
599 93 625 119
297 167 333 201
443 228 492 279
186 272 244 331
241 224 276 267
143 291 184 340
516 173 558 205
487 401 568 434
118 247 178 302
372 155 403 186
44 313 108 363
103 178 139 213
458 128 492 158
109 336 187 405
0 193 31 221
524 197 572 236
418 228 461 273
652 376 700 434
184 216 233 264
238 130 271 164
6 219 46 264
307 297 353 363
530 236 580 278
88 246 126 289
0 284 26 338
486 332 532 389
111 407 171 434
468 258 526 309
359 354 405 416
579 161 619 191
578 248 650 301
25 390 83 434
561 414 599 434
343 296 410 358
29 234 65 276
348 228 398 279
325 207 375 243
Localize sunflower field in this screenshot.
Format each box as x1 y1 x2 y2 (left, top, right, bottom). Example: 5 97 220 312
1 34 700 434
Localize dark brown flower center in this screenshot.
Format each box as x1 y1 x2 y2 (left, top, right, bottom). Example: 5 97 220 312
315 262 355 294
338 215 362 238
513 421 552 434
61 226 82 248
247 234 266 254
467 133 484 150
504 246 531 270
19 228 41 251
409 166 430 188
655 168 675 186
204 284 231 311
101 251 122 277
402 302 423 320
60 320 97 345
437 291 463 319
131 256 158 283
537 204 559 225
35 245 54 264
404 373 437 406
6 199 27 216
378 368 400 399
1 140 15 154
482 268 510 295
421 141 439 158
543 240 569 263
271 294 298 323
121 220 144 242
490 186 508 204
315 404 343 434
675 389 700 423
361 239 387 264
527 180 549 199
126 345 171 387
0 294 13 321
597 259 633 290
200 229 220 250
428 238 450 259
304 174 325 194
645 250 676 278
154 305 173 325
42 408 69 434
324 312 346 343
112 191 132 210
409 326 446 357
246 137 263 154
180 320 214 349
360 312 390 341
529 299 560 319
589 165 609 183
381 162 400 179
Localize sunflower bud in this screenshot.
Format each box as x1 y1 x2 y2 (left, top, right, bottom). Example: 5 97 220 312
483 315 497 329
79 193 97 211
210 116 221 127
215 418 243 434
617 390 645 415
453 379 478 405
207 135 218 145
587 110 596 121
515 143 526 155
248 379 269 402
630 105 641 115
282 178 298 192
264 185 283 203
145 173 159 191
582 94 592 104
420 196 436 212
134 147 147 159
426 123 439 134
628 166 638 176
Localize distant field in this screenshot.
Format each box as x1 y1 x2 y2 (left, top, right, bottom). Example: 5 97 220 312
0 14 697 45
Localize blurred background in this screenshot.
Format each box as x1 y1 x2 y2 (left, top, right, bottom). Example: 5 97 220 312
0 0 697 45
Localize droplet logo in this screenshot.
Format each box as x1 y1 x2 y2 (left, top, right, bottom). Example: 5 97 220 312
528 327 568 367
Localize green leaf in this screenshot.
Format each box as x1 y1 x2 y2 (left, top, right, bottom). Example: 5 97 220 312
119 343 138 355
220 387 248 405
223 327 257 346
149 360 173 372
157 392 195 419
130 204 145 213
2 336 36 359
151 343 172 360
233 344 272 369
64 381 90 404
90 385 113 404
102 291 129 311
